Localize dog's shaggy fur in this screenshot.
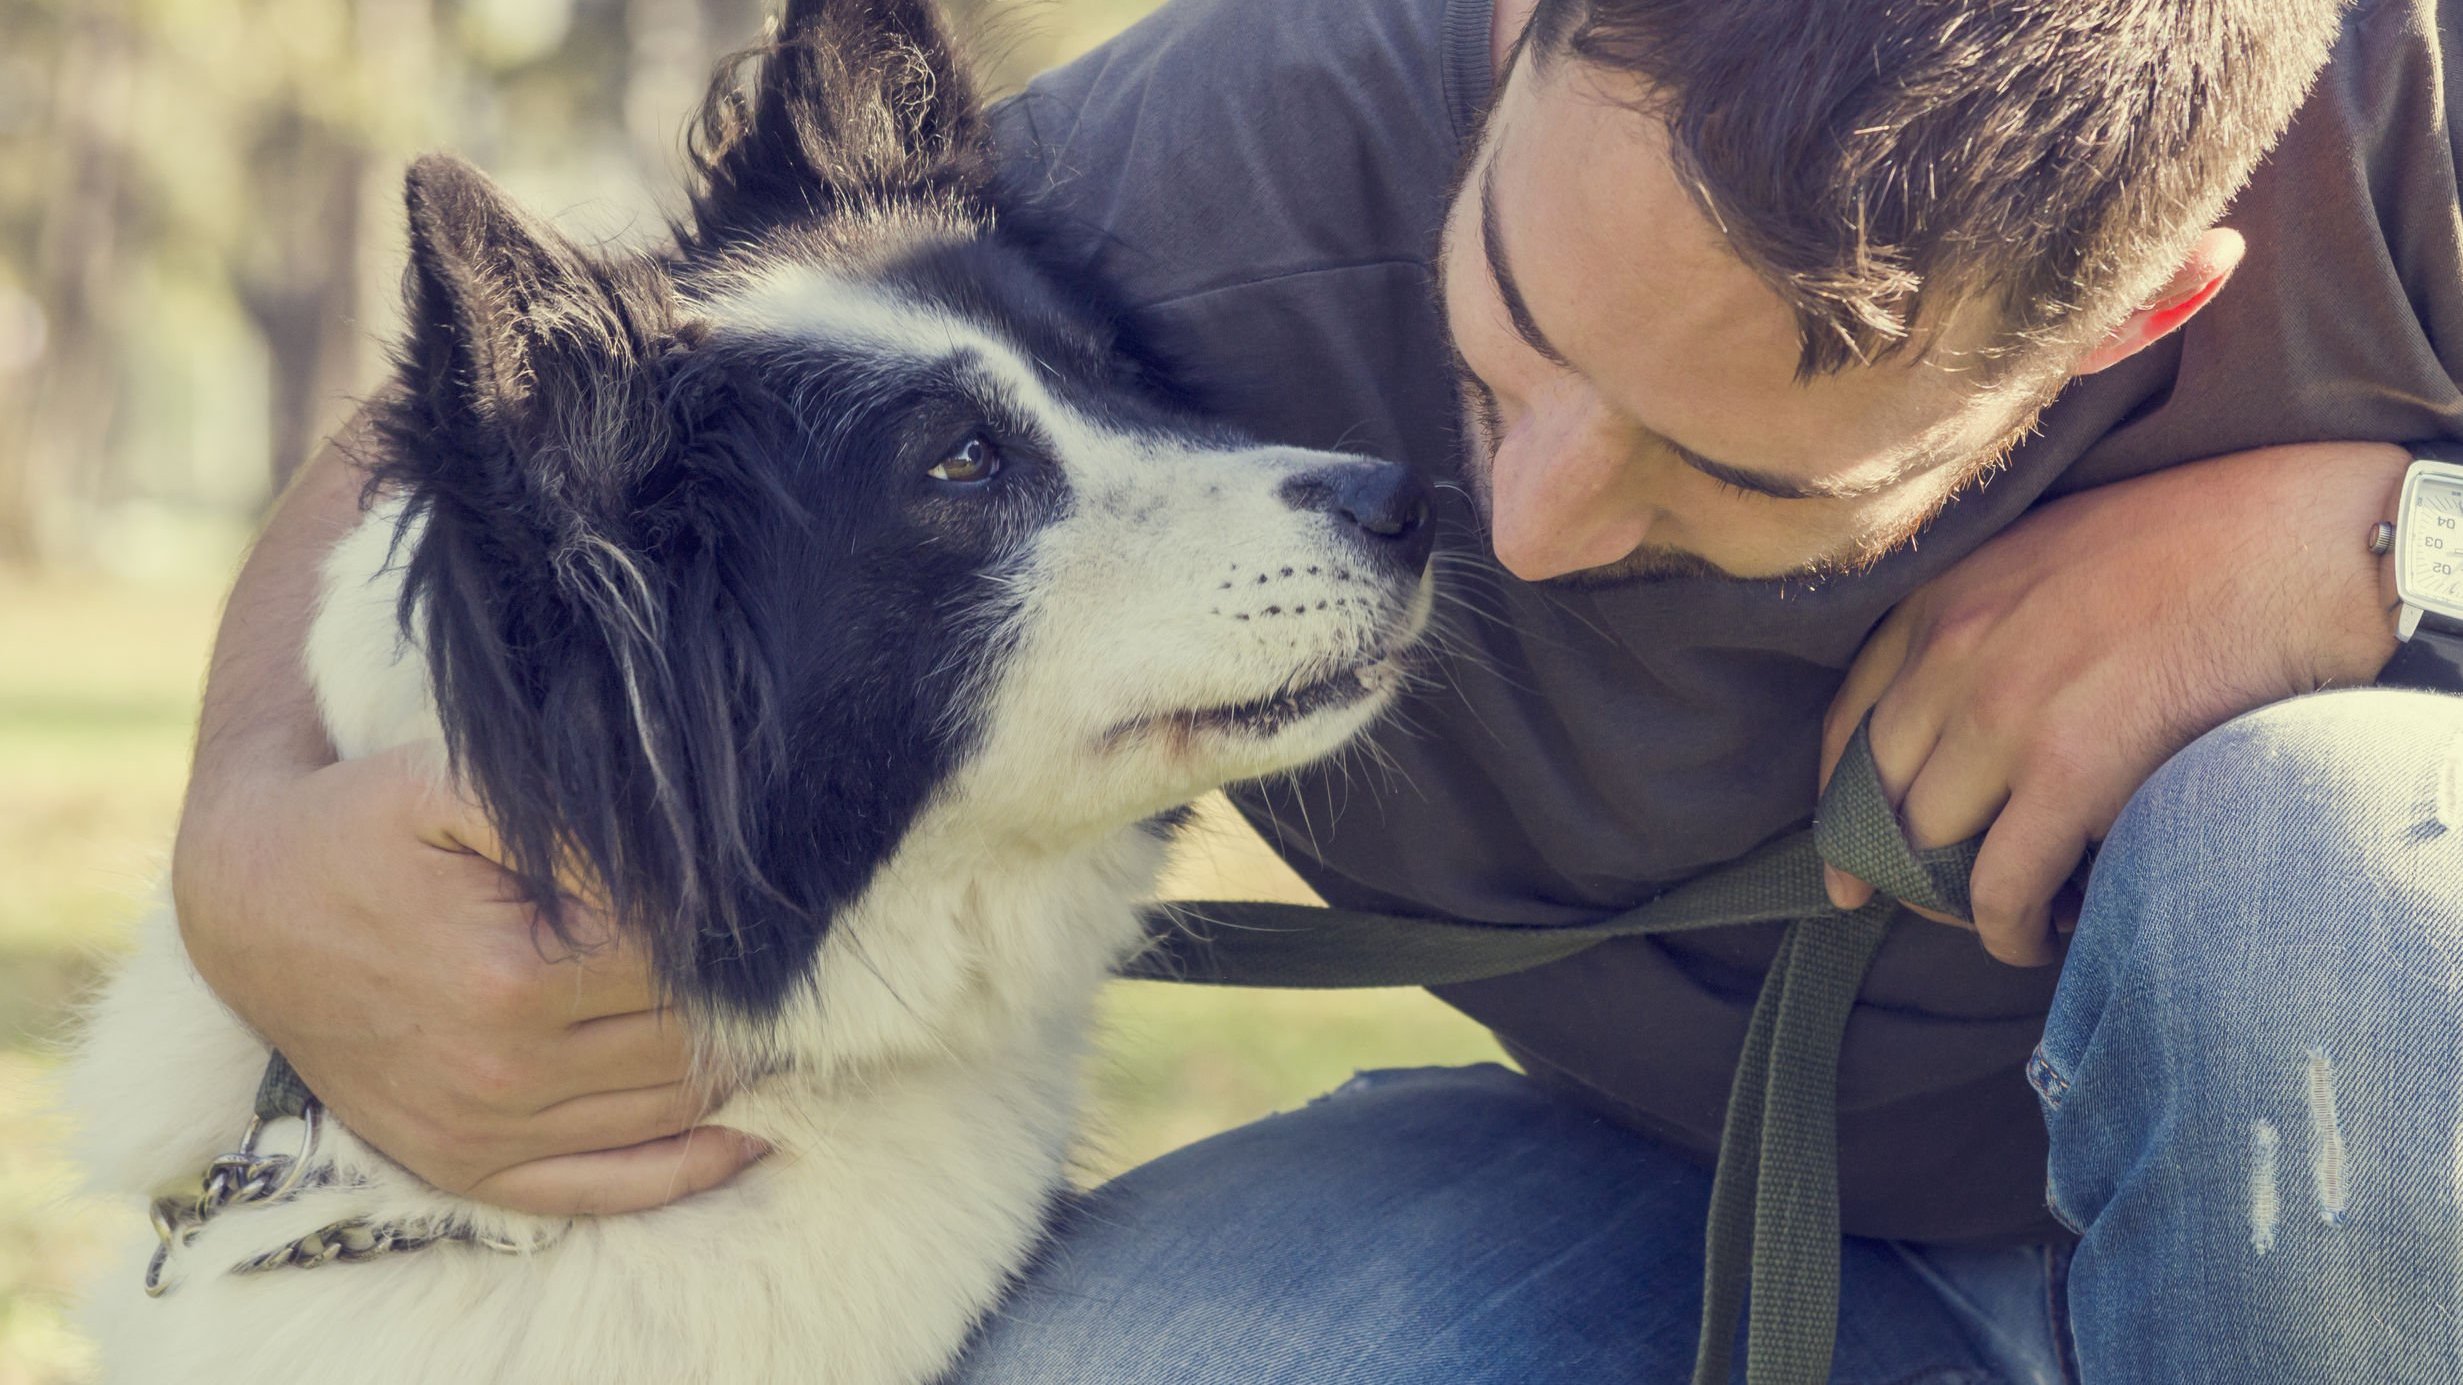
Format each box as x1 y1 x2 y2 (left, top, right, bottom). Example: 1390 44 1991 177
66 3 1434 1380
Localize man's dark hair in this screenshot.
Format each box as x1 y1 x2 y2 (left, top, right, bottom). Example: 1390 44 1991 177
1527 0 2349 376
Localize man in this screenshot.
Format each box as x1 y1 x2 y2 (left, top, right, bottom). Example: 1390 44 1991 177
172 0 2463 1378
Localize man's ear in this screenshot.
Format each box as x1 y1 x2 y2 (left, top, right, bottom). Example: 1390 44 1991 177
402 153 596 424
2072 227 2247 376
685 0 991 248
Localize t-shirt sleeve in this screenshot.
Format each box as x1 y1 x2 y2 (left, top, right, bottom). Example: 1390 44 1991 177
986 0 1467 315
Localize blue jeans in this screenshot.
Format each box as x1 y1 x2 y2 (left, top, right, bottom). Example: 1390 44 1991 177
953 690 2463 1383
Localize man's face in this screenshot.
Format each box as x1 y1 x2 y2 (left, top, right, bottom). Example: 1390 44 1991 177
1436 51 2063 585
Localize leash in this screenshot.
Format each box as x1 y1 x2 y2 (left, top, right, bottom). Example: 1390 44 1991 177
158 717 2008 1385
1126 716 2017 1385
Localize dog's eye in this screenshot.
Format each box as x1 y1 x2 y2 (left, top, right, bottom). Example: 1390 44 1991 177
928 436 1002 484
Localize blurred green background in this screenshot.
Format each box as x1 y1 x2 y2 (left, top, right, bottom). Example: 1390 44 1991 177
0 2 1501 1378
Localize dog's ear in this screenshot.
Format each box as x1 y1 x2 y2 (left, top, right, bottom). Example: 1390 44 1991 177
401 154 604 425
393 152 679 512
685 0 992 246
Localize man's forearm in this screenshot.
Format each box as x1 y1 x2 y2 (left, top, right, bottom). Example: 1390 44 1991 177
184 414 374 806
2186 440 2407 690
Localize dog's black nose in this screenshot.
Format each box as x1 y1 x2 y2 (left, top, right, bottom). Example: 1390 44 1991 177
1279 461 1434 574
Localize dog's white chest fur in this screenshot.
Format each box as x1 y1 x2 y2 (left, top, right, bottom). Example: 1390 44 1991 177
66 503 1162 1385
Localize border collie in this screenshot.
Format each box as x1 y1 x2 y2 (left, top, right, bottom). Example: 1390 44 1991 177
65 1 1433 1379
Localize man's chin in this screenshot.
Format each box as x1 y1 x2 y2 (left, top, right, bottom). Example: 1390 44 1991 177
1531 543 1738 587
1478 520 1909 589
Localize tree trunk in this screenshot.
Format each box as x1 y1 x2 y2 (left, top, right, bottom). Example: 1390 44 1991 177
240 113 368 495
628 0 714 175
0 10 133 568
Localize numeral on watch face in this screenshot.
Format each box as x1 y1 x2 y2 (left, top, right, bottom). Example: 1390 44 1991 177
2406 474 2463 609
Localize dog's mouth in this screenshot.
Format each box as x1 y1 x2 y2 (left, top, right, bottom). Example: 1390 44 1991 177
1111 649 1406 746
1181 657 1390 737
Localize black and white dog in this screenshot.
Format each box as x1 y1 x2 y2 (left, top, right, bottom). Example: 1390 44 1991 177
68 1 1432 1379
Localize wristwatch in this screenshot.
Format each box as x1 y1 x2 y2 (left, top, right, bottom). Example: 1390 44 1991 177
2377 456 2463 691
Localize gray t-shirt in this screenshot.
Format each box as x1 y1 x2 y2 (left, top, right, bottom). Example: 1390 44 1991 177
992 0 2463 1244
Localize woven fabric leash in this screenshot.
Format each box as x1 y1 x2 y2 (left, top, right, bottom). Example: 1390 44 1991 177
1122 716 1983 1385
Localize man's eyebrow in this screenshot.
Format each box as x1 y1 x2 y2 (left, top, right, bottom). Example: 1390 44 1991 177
1479 158 1571 370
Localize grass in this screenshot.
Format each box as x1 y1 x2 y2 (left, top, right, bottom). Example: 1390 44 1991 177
0 560 1501 1382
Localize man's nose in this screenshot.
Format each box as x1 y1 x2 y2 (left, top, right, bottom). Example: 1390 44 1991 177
1486 410 1653 582
1277 460 1435 575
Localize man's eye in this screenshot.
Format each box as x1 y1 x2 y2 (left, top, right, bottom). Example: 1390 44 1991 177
928 436 1002 484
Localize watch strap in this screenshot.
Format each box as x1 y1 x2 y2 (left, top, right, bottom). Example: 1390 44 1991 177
2381 610 2463 692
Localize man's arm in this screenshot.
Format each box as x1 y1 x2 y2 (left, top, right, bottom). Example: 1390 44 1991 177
1819 441 2408 964
171 416 763 1213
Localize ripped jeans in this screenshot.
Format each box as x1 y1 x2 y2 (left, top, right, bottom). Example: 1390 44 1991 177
2036 687 2463 1381
954 689 2463 1383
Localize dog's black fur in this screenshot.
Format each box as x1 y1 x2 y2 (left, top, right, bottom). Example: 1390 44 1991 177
368 0 1189 1020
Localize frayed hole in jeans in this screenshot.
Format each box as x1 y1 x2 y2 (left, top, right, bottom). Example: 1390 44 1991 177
2026 1046 2070 1111
2250 1119 2281 1255
2305 1047 2350 1225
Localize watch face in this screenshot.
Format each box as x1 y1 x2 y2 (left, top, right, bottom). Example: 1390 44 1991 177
2400 469 2463 617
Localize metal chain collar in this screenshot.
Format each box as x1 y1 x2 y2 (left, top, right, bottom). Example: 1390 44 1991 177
145 1094 524 1297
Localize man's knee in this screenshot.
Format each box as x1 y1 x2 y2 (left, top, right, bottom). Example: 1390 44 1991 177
2116 688 2458 865
2090 688 2460 942
2049 689 2463 1071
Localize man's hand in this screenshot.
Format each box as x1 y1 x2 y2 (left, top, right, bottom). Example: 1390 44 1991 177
1820 442 2407 965
174 746 766 1213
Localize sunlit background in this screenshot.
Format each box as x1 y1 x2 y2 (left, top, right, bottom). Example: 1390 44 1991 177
0 1 1501 1377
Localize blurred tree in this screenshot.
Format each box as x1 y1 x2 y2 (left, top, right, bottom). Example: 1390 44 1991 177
0 0 1124 572
0 2 131 565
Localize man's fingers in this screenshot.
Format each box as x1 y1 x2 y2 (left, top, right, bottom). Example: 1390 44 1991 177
1820 615 1923 912
1896 719 2011 854
1969 794 2089 967
358 744 504 862
1881 717 2010 936
529 907 664 1013
384 747 615 921
541 1008 701 1101
1823 865 1875 913
545 927 662 1018
1820 613 1916 791
1862 675 1955 807
522 1080 721 1155
461 1126 769 1216
450 899 662 1021
1823 685 1945 911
